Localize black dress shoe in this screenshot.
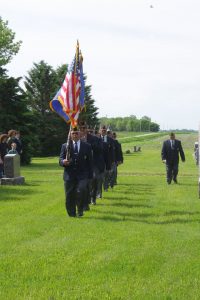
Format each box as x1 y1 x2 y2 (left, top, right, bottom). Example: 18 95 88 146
77 212 83 217
173 179 178 184
68 213 76 217
83 205 90 211
167 180 171 184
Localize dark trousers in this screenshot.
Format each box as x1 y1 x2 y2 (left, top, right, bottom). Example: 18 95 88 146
96 171 104 198
85 179 92 207
90 167 102 203
103 169 110 190
110 162 117 187
64 179 88 216
166 162 178 183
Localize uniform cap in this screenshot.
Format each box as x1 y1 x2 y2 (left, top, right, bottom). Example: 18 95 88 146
71 127 79 132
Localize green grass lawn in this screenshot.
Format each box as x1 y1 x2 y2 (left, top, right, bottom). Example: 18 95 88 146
0 133 200 300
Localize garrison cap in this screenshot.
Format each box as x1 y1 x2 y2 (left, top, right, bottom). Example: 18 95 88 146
71 127 79 132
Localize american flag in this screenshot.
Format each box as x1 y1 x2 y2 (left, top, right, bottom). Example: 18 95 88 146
50 41 84 127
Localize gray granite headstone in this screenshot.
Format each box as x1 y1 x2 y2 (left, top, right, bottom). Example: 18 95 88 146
4 154 20 178
1 154 25 185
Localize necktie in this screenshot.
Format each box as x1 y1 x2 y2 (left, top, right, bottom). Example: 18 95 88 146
171 140 174 149
74 142 78 154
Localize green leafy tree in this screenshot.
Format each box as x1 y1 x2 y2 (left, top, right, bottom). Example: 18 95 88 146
150 122 160 132
79 79 99 128
99 115 160 132
24 61 68 156
24 61 57 116
126 119 134 131
0 17 22 66
0 69 34 164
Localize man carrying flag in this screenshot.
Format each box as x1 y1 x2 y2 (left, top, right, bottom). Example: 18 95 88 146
50 42 93 217
59 126 93 217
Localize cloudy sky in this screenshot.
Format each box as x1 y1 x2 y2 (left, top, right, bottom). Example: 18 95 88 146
1 0 200 129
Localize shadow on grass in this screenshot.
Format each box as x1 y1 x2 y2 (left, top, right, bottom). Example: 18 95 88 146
104 196 149 202
109 185 155 196
88 205 200 224
151 218 200 225
176 182 198 187
0 186 42 201
108 190 155 197
23 182 41 187
97 202 152 209
117 183 153 187
23 162 60 171
164 210 200 216
87 212 200 224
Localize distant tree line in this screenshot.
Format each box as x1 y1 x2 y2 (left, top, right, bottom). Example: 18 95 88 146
0 17 99 164
99 115 160 132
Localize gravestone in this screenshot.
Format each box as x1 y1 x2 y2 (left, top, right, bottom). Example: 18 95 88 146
1 154 25 185
133 146 142 152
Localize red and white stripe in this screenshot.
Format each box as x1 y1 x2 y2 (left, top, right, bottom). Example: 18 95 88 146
59 71 81 114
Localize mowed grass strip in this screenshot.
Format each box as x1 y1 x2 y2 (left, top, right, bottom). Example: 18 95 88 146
0 133 200 300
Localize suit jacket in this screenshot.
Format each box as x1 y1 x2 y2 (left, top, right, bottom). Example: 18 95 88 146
59 140 93 181
101 135 115 170
161 139 185 164
114 139 123 163
86 134 105 172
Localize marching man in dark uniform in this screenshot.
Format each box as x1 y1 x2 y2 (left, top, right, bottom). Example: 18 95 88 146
59 127 93 217
161 132 185 184
112 132 123 185
100 125 115 191
79 121 105 206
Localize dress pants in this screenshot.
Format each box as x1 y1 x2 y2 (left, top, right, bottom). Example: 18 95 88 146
90 167 102 203
64 179 88 216
110 162 117 187
103 169 110 191
96 171 104 198
166 162 178 183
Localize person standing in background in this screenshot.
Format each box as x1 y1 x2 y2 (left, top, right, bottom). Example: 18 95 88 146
161 132 185 184
0 134 8 178
15 131 23 155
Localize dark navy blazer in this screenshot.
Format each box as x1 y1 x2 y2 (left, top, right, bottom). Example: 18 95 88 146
59 140 93 181
161 139 185 164
86 133 105 173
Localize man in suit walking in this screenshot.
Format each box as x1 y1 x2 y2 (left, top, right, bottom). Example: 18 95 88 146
59 127 93 217
79 120 105 206
161 132 185 184
100 125 115 191
112 132 123 186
